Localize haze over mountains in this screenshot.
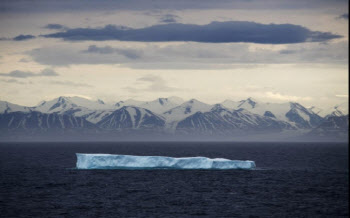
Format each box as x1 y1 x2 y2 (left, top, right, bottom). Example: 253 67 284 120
0 96 348 141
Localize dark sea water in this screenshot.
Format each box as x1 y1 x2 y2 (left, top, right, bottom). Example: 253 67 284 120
0 142 348 217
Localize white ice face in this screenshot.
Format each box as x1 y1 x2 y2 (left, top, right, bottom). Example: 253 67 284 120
76 153 256 170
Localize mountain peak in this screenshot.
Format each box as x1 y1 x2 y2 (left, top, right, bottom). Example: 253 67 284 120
158 98 167 105
211 104 229 112
115 99 144 107
238 97 258 108
247 97 258 104
57 96 68 103
166 96 184 104
187 98 202 104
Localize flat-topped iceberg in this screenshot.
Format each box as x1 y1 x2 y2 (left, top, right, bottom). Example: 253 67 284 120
76 153 256 170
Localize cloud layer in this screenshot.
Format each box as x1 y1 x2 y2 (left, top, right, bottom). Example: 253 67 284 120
337 13 349 20
124 75 180 93
27 41 348 68
44 24 66 30
0 68 59 78
43 21 342 44
1 0 348 12
13 34 36 41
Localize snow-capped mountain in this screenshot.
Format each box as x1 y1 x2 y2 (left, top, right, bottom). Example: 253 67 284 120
0 111 94 130
0 96 347 141
285 102 323 128
319 102 349 118
97 106 165 129
308 106 323 116
18 96 184 124
34 96 112 114
81 110 114 124
139 97 184 114
176 104 294 134
0 101 32 114
221 100 240 109
33 96 121 124
163 99 212 123
307 115 348 140
222 98 322 128
114 99 145 108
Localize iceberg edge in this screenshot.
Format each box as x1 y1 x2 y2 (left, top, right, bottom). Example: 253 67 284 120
76 153 256 170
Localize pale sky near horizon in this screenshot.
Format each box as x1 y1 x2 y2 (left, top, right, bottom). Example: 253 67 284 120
0 0 348 108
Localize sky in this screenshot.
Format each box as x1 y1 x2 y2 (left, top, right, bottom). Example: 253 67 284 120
0 0 348 108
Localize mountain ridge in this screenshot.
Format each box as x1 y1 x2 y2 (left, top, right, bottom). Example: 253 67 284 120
0 96 347 141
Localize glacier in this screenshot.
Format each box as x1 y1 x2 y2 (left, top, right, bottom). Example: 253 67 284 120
76 153 256 170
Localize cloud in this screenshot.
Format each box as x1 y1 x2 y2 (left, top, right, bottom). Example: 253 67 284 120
13 34 36 41
0 0 348 13
264 91 312 101
124 75 180 92
335 94 348 98
28 41 348 69
19 58 30 63
84 45 142 59
49 80 94 87
0 79 28 84
160 14 179 23
43 23 66 30
0 68 59 78
40 68 59 76
42 21 342 44
336 13 349 20
0 70 37 78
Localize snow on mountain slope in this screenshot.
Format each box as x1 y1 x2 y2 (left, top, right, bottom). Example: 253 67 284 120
163 99 212 123
139 97 184 114
31 96 118 124
80 110 114 124
114 99 145 108
319 102 349 117
0 111 95 130
0 101 32 114
165 96 185 105
97 106 165 129
308 106 323 115
223 98 322 128
0 97 328 132
307 115 348 140
221 100 240 109
227 98 292 121
34 96 112 114
176 104 294 134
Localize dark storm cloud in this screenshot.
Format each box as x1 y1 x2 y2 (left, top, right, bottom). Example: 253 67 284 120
13 34 35 41
0 0 348 12
42 21 342 44
0 68 59 78
44 24 66 30
337 13 349 19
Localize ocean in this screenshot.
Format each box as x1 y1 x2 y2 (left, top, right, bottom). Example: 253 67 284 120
0 142 348 217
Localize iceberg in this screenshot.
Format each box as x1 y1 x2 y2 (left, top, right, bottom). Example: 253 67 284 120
76 153 256 170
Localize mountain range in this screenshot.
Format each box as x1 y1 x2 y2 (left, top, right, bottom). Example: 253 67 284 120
0 96 348 141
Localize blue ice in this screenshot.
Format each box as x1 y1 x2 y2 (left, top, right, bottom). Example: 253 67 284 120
76 153 256 170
